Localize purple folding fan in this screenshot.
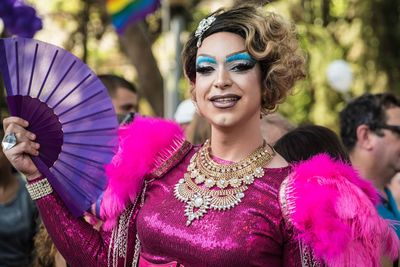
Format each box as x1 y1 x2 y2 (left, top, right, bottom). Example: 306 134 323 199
0 37 119 217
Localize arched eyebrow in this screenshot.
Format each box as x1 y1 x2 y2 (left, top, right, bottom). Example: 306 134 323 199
225 51 255 63
196 55 217 65
196 50 255 65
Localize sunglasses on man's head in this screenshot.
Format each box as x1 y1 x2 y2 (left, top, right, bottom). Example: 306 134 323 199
376 124 400 135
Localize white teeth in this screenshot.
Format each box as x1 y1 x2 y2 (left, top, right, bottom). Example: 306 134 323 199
214 98 238 102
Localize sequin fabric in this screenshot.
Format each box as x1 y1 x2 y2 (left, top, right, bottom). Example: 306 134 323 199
137 148 302 267
36 193 112 266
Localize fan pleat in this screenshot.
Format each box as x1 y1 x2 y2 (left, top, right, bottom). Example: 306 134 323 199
44 60 76 104
20 95 37 123
63 108 113 125
50 166 91 203
0 40 12 97
30 119 61 134
5 40 17 95
55 79 110 118
38 49 69 102
40 150 60 168
63 135 117 147
26 99 50 126
51 162 103 202
27 43 38 95
57 157 106 187
36 132 64 142
10 95 23 118
52 73 92 110
56 90 102 118
47 60 92 109
14 41 20 94
63 128 116 136
29 156 90 217
21 96 39 123
62 119 118 136
62 146 111 159
37 49 58 99
61 150 106 167
63 141 115 148
63 144 115 154
19 38 34 96
29 105 56 127
59 97 115 123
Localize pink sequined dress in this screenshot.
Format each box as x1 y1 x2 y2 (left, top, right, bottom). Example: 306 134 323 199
34 145 303 267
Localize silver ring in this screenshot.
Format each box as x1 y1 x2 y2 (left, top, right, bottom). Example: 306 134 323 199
2 132 17 150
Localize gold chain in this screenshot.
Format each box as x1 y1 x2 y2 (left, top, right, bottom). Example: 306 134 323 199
187 140 273 189
174 140 274 226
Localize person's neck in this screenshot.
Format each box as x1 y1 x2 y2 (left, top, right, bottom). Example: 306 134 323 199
350 153 390 192
209 118 264 162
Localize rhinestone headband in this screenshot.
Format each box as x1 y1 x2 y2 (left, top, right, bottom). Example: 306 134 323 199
195 15 216 48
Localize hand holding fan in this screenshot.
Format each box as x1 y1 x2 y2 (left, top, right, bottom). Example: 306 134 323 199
0 37 119 216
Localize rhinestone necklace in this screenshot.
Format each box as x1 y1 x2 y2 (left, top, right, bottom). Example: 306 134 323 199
174 140 274 226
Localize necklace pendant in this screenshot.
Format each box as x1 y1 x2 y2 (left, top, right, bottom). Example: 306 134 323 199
174 139 274 226
184 193 211 226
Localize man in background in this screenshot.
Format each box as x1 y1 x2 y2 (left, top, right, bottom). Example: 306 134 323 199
99 74 139 124
340 93 400 237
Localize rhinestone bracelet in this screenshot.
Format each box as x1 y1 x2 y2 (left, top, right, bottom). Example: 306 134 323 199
26 178 53 200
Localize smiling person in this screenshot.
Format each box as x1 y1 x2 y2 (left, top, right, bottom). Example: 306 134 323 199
2 5 398 267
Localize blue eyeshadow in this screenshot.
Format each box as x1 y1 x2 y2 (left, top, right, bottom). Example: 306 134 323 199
225 52 255 63
196 56 217 65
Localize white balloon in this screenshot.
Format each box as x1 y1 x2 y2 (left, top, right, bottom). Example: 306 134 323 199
326 60 353 93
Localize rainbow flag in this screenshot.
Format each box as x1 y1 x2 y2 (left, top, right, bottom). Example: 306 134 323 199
106 0 160 34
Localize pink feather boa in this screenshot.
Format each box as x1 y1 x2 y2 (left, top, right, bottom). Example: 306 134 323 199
100 116 184 230
287 154 399 266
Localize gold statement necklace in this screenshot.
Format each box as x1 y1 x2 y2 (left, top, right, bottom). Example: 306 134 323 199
174 139 274 226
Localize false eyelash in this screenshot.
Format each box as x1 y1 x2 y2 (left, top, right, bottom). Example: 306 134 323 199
196 66 214 74
230 62 256 72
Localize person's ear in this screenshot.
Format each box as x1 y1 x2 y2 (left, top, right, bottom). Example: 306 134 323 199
356 125 374 150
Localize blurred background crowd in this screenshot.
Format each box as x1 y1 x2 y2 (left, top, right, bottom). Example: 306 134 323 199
1 0 399 126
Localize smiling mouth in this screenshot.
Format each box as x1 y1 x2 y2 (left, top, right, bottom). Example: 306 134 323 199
209 94 241 108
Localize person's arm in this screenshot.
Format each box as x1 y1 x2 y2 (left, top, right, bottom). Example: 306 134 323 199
30 176 111 267
3 117 112 266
